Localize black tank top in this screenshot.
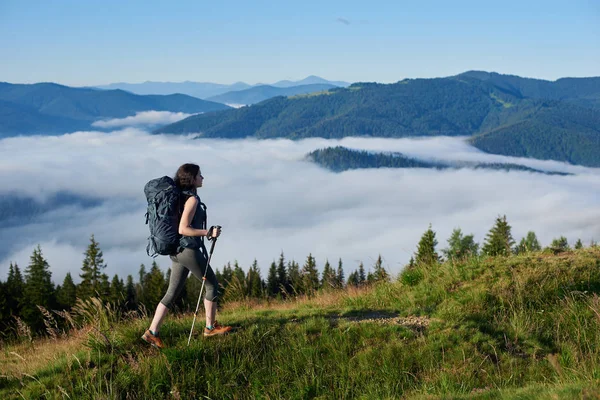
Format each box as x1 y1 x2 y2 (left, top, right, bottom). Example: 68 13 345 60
179 193 207 250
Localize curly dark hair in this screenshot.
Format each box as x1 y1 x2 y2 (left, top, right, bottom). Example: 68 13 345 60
174 163 200 192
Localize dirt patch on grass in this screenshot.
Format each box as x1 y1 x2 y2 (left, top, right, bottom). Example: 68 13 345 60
334 312 436 332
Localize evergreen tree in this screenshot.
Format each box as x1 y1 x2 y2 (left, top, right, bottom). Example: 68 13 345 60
125 275 137 310
23 245 55 332
99 273 110 302
336 258 345 289
78 235 107 299
136 264 147 307
221 262 234 289
515 231 542 254
347 271 359 287
287 260 302 295
247 259 263 298
574 238 583 249
267 261 279 297
366 271 375 284
6 262 24 317
415 225 440 265
358 263 366 285
143 261 165 309
0 281 7 332
481 216 515 257
321 260 337 289
301 254 319 294
110 274 125 307
548 236 570 254
372 255 390 282
276 252 288 295
442 228 479 260
233 261 246 288
56 272 77 310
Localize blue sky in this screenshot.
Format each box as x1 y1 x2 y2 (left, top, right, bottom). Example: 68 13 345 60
0 0 598 85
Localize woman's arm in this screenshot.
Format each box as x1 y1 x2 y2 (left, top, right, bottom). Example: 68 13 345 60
178 196 209 237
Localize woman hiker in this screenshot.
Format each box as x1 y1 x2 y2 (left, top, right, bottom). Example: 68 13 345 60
142 163 232 348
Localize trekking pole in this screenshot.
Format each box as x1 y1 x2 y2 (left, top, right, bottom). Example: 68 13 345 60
187 226 220 346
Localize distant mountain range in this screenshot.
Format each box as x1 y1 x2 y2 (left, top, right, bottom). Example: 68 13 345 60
206 84 337 106
0 82 230 137
94 76 350 99
155 71 600 167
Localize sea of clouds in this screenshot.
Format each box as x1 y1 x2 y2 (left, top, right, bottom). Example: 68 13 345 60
1 113 599 284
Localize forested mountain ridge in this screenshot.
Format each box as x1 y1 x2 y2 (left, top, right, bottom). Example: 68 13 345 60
0 82 231 136
307 146 571 175
206 83 337 105
155 72 600 167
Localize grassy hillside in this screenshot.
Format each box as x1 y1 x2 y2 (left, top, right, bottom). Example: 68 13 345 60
2 248 600 399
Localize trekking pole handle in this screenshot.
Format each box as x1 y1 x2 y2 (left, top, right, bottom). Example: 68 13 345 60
207 225 222 241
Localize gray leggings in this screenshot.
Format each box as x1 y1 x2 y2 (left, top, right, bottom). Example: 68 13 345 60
160 248 219 308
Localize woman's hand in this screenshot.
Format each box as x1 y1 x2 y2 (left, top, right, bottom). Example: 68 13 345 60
208 225 222 239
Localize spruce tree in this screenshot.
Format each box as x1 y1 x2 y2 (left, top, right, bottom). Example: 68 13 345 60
23 245 55 332
78 235 107 299
358 263 366 285
221 262 234 289
247 259 263 298
481 216 515 257
336 258 345 289
143 261 165 309
0 281 7 332
56 272 77 310
301 254 319 294
99 273 110 302
321 260 337 289
110 274 125 307
276 252 288 294
347 271 359 287
574 238 583 249
125 275 137 310
373 255 390 282
548 236 570 254
136 264 147 307
6 262 24 317
233 261 246 287
515 231 542 254
442 228 479 261
287 260 301 295
267 261 279 297
415 225 440 265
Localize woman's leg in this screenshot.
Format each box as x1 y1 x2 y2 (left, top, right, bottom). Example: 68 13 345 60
149 257 189 334
176 248 220 327
204 298 217 327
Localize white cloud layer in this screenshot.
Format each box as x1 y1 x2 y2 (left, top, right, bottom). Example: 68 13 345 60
1 131 599 286
92 111 194 128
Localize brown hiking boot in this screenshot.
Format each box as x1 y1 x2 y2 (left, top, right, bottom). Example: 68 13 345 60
203 321 232 337
141 330 165 349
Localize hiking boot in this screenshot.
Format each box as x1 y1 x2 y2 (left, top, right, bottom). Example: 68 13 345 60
141 329 165 349
203 322 232 337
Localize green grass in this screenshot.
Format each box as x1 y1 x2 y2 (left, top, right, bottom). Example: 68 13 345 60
2 248 600 399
